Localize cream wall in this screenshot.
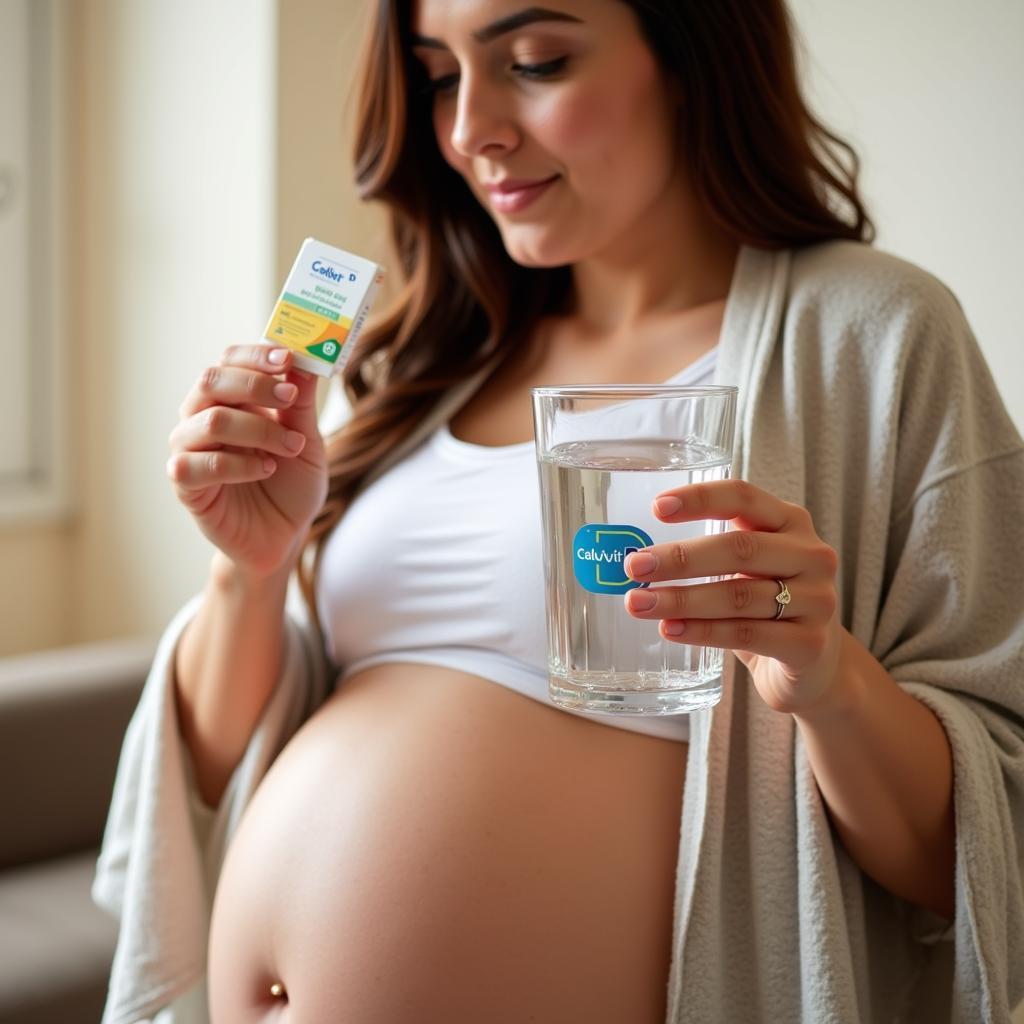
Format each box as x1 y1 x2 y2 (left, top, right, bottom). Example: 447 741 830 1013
788 0 1024 432
0 524 70 651
275 0 391 293
61 0 278 649
0 0 279 656
1 0 1020 655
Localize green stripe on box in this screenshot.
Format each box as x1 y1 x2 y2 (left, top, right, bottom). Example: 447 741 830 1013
283 291 341 321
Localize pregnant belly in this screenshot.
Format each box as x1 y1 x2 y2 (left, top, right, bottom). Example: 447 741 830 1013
206 662 687 1024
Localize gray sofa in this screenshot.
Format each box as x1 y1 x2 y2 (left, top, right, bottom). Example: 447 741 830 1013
0 639 155 1024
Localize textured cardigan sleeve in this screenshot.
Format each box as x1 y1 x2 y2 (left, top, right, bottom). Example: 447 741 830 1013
91 578 332 1024
676 241 1024 1024
867 272 1024 1021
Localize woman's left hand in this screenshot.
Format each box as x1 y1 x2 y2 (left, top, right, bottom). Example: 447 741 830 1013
623 478 844 716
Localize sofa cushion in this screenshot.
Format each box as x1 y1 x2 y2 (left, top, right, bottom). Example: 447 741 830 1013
0 639 153 870
0 849 117 1023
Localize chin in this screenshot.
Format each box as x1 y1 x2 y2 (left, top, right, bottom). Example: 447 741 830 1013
500 227 581 269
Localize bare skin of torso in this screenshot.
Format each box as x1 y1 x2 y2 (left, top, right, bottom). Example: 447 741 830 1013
205 303 725 1024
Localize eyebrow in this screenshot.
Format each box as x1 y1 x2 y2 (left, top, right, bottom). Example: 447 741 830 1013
410 6 584 49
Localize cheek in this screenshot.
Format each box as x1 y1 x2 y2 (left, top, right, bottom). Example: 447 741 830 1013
542 78 672 184
536 90 608 158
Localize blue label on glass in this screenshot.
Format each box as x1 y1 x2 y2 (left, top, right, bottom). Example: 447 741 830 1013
572 523 654 595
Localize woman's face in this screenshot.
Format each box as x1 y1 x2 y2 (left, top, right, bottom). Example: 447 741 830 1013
408 0 684 268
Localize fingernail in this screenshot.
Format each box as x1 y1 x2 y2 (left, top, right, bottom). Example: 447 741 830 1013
626 551 657 577
273 382 297 402
284 430 305 451
664 621 685 636
268 348 289 365
654 496 682 516
628 590 657 612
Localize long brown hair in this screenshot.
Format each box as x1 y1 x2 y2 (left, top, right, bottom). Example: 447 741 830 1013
297 0 875 627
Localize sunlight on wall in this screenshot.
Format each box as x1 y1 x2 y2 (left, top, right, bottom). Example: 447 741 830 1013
790 0 1024 432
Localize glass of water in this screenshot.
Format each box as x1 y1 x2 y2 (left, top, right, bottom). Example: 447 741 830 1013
531 384 737 716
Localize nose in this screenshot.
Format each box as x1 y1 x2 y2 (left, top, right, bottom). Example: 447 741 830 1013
448 69 518 158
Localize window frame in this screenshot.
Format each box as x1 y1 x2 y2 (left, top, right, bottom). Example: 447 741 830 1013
0 0 70 525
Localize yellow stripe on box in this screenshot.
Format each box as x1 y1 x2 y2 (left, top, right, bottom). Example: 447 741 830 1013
266 299 354 360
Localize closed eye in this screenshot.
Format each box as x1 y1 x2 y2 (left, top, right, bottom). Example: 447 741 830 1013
422 57 569 97
514 56 568 80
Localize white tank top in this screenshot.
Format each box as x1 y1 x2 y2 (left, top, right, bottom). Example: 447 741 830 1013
316 345 718 743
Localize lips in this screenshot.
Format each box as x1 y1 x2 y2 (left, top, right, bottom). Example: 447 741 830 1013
484 175 560 214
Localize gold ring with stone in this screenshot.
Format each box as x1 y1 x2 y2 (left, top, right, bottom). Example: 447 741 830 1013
773 579 792 620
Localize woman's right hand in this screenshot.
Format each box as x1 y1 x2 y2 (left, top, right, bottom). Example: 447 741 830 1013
167 345 330 580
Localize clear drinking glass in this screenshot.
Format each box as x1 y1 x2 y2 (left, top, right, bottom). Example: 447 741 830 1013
531 384 737 715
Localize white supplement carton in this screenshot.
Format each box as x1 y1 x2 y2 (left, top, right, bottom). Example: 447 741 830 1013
260 237 384 377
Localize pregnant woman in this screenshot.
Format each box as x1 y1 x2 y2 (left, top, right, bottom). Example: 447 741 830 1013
94 0 1024 1022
